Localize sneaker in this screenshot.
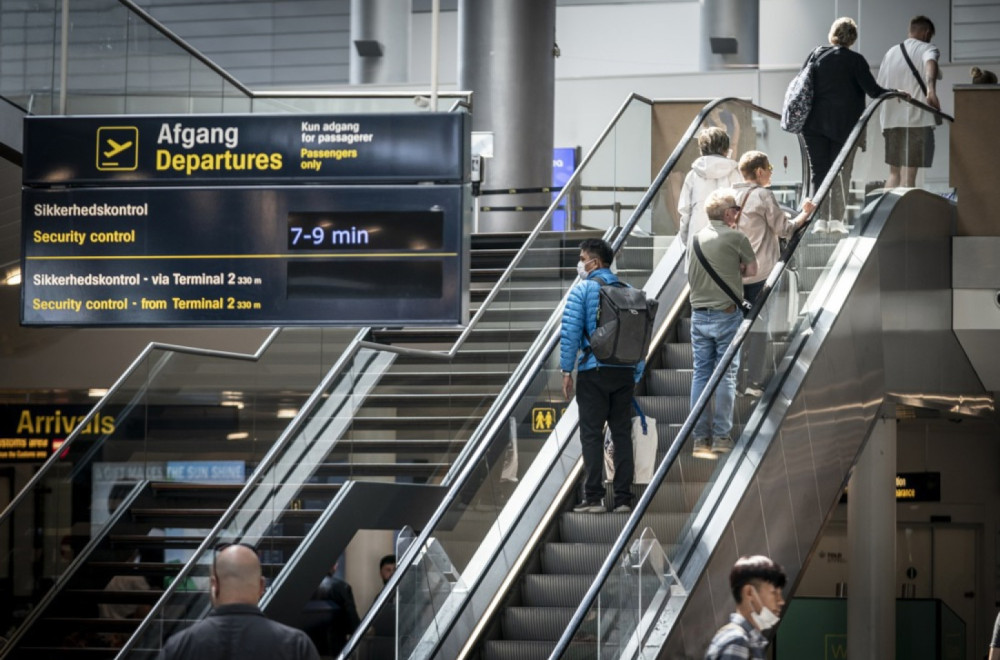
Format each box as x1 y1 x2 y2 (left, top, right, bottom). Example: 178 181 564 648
613 504 632 513
744 382 764 398
692 437 716 459
712 436 735 453
827 220 849 236
810 219 828 234
573 500 605 514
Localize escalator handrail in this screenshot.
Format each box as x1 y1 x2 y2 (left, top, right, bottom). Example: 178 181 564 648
0 328 282 526
551 92 952 657
338 96 790 660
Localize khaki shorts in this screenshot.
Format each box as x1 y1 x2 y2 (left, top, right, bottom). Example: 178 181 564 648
883 126 935 168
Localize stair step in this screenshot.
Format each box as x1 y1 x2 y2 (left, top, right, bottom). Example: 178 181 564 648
541 543 612 574
558 511 689 544
645 369 691 396
660 343 692 369
501 606 575 641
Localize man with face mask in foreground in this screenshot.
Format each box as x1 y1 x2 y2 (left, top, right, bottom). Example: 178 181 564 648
705 555 786 659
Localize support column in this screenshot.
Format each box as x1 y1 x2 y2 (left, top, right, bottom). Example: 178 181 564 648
700 0 758 71
847 412 897 659
349 0 411 85
459 0 556 232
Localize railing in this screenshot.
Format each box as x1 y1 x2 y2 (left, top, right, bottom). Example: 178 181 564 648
551 93 952 658
0 0 470 115
0 326 360 657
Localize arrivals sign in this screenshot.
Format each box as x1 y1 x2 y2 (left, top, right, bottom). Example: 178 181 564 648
21 113 472 326
0 405 114 462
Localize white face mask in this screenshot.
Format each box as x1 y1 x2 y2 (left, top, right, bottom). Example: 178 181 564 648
576 259 594 279
749 588 781 631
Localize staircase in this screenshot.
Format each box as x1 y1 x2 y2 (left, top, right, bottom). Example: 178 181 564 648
1 231 598 659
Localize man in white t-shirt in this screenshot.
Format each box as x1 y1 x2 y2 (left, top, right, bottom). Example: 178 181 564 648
876 15 941 188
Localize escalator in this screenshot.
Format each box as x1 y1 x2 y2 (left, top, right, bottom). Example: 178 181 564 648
545 96 983 659
339 94 979 660
329 97 798 660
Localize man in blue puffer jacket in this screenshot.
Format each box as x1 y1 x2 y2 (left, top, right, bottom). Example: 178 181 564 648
560 238 645 513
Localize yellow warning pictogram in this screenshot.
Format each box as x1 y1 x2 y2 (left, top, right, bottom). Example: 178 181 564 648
96 126 139 171
531 407 556 433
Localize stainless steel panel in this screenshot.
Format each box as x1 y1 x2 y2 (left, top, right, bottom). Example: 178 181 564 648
664 190 975 657
877 192 985 396
953 237 1000 288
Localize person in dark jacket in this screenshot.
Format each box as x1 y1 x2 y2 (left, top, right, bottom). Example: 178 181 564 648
802 17 891 236
301 563 360 658
560 238 644 513
159 544 320 660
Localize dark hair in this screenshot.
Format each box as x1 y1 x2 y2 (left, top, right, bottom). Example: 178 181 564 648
729 555 786 603
379 554 396 569
909 15 935 38
578 238 614 267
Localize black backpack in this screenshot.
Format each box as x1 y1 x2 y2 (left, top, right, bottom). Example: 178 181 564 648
585 278 658 366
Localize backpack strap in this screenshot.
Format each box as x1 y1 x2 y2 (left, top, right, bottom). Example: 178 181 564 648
899 42 928 96
692 236 753 314
631 398 648 434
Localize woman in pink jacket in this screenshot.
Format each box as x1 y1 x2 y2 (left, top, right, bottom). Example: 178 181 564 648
734 150 815 396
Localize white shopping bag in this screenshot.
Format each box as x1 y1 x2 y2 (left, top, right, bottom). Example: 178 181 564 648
604 400 658 484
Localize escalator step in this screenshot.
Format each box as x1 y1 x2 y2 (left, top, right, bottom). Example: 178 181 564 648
645 369 691 396
559 512 689 544
482 640 601 660
633 395 691 424
644 482 712 513
521 574 591 606
677 317 692 342
660 343 692 368
502 606 575 640
541 543 613 574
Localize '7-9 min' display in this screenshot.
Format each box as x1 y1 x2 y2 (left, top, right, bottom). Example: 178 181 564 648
287 210 444 251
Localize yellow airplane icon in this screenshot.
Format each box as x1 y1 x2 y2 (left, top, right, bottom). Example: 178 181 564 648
96 126 138 171
103 139 133 159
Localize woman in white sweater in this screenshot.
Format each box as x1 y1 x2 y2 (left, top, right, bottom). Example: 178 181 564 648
677 127 742 270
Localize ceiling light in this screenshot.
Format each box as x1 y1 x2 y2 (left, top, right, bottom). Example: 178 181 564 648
227 431 249 440
220 401 244 409
276 408 298 419
5 269 21 285
88 388 108 398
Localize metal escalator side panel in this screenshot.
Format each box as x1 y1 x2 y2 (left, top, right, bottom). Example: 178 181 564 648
659 191 962 657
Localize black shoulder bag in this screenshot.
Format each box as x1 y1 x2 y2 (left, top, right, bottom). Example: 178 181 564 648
692 236 753 316
898 42 942 125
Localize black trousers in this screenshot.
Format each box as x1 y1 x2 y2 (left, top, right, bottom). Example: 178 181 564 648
577 367 635 507
803 131 857 222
